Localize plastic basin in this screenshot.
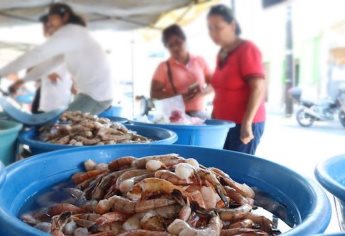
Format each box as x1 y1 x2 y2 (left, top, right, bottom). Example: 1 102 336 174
98 105 123 117
0 145 330 235
315 155 345 231
133 119 234 148
99 116 128 124
15 94 34 104
0 120 22 166
19 125 177 155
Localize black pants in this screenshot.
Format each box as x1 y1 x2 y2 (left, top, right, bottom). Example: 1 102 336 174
31 87 41 114
223 122 265 155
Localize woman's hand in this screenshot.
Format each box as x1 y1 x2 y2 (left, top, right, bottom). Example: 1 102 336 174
240 123 254 144
183 83 204 101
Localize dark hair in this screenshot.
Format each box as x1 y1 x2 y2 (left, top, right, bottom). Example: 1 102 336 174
39 14 48 24
208 4 241 35
162 24 186 46
48 3 86 27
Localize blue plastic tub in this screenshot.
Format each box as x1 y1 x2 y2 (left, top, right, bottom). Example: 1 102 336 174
315 155 345 231
98 105 123 117
99 115 128 124
15 94 34 104
0 145 331 235
0 120 23 166
19 125 177 155
133 119 234 148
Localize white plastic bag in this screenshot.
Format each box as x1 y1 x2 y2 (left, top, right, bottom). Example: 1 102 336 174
154 95 185 116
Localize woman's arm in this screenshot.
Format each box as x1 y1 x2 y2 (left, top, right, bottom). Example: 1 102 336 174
22 56 64 81
199 56 214 96
150 80 176 99
241 78 265 144
0 26 77 77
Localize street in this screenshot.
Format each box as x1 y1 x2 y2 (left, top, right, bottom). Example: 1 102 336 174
256 111 345 233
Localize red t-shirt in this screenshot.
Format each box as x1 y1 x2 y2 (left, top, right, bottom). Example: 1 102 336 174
211 40 266 124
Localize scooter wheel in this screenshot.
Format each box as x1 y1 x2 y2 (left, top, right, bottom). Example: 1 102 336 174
296 108 315 127
339 111 345 128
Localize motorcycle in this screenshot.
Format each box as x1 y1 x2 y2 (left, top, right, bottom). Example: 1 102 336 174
289 86 345 128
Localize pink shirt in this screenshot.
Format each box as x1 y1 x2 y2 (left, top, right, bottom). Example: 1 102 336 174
152 55 212 112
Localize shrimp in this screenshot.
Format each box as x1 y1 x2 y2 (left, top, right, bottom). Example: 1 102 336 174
208 167 230 178
89 232 117 236
224 186 252 206
95 196 117 214
88 169 129 199
65 188 85 200
96 222 123 234
72 169 107 184
140 212 166 231
91 173 114 200
175 163 195 180
83 174 106 200
220 176 255 199
75 136 102 145
171 189 191 222
116 169 151 190
201 186 221 209
21 213 40 226
178 200 191 222
228 218 254 229
63 220 77 234
217 203 252 222
155 170 191 185
196 168 229 207
48 203 85 216
117 230 172 236
96 212 129 225
102 169 134 198
146 160 166 171
154 204 181 219
82 200 98 212
245 213 273 234
108 156 136 171
186 158 200 168
96 163 109 171
73 227 89 236
185 185 206 209
72 213 99 228
167 214 222 236
34 222 52 233
112 196 176 214
220 228 269 236
84 159 97 171
122 213 144 231
209 167 253 198
132 154 182 169
134 178 185 196
51 212 72 234
119 174 153 194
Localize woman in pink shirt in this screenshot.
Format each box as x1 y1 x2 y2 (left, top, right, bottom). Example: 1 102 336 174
150 24 213 118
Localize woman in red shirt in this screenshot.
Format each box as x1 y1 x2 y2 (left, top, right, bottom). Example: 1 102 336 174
207 5 266 155
150 24 213 119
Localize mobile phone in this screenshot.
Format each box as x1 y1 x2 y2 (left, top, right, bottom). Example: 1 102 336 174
188 83 199 91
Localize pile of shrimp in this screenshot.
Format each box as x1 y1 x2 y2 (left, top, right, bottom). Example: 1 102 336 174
38 111 151 146
21 154 277 236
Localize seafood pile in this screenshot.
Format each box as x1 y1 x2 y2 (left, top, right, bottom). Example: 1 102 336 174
21 154 277 236
38 111 151 145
